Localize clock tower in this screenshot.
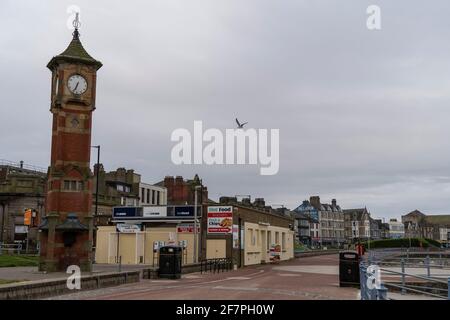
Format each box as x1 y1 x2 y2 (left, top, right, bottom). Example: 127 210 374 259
39 18 102 272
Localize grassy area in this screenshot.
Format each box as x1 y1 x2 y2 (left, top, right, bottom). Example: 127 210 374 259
362 238 441 249
0 255 39 268
0 279 24 285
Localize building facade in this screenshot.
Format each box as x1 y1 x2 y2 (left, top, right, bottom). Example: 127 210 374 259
95 195 294 267
344 208 371 242
402 210 450 245
295 197 345 246
388 219 405 239
0 161 46 249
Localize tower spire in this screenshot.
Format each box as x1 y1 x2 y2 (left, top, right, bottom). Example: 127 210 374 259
72 12 81 40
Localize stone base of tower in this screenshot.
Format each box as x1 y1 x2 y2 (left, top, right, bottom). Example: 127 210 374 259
38 218 93 272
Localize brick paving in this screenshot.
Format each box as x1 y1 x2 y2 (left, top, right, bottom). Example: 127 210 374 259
45 254 360 300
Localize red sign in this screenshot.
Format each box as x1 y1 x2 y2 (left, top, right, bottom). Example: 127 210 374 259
207 206 233 234
177 224 200 233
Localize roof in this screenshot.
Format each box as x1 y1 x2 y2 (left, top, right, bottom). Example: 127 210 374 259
343 208 369 221
403 209 425 218
424 215 450 226
47 30 102 70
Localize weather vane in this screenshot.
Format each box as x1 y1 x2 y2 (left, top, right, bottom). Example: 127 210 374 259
72 12 81 39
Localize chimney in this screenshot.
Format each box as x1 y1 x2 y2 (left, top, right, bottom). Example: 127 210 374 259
164 176 175 187
241 198 251 206
332 199 337 207
254 198 265 208
175 176 184 185
310 196 320 208
19 161 24 168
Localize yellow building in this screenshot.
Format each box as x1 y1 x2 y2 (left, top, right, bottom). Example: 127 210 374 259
95 201 295 267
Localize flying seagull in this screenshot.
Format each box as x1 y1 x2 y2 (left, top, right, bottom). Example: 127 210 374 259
235 118 248 129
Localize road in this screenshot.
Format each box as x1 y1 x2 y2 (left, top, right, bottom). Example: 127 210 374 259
47 254 359 300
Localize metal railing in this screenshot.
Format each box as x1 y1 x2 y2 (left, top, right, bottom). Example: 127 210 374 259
0 159 47 174
360 252 450 300
200 258 233 274
359 262 388 300
0 243 22 255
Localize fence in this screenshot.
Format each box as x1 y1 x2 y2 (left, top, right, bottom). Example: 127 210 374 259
200 258 233 274
359 262 388 300
0 243 22 255
360 250 450 300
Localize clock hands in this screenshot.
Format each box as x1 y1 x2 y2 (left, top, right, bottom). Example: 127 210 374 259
74 82 79 91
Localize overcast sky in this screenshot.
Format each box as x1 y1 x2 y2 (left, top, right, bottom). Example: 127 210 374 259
1 0 450 219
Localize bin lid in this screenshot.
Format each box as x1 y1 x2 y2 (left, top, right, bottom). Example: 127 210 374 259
339 250 359 259
160 246 183 253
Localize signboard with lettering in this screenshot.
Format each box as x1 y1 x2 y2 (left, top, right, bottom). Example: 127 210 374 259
24 209 32 226
143 206 167 217
116 224 141 233
113 207 140 218
207 206 233 234
174 206 199 217
177 223 200 233
269 244 281 262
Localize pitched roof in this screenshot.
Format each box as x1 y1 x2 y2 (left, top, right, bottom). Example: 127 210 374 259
424 215 450 226
47 30 102 70
403 209 425 217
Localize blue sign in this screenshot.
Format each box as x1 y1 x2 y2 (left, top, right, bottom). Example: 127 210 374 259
113 207 139 218
174 206 198 217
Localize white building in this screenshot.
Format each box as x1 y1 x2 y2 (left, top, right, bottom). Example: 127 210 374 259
388 219 405 239
138 183 167 206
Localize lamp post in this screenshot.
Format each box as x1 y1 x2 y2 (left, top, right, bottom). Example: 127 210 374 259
194 185 202 264
91 145 100 220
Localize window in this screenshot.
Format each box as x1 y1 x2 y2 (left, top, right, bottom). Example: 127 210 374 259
275 232 279 244
152 190 155 204
63 180 83 191
141 188 145 203
117 185 124 192
267 231 271 249
147 189 150 204
156 191 160 205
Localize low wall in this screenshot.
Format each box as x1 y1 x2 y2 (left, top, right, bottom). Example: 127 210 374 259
142 263 203 279
0 271 140 300
294 250 340 258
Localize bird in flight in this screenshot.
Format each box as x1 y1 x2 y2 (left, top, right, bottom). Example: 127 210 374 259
235 118 248 129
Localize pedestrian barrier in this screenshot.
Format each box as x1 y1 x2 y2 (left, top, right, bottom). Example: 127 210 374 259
200 258 233 274
360 251 450 300
359 262 388 300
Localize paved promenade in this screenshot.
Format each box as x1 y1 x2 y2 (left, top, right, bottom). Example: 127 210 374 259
45 254 359 300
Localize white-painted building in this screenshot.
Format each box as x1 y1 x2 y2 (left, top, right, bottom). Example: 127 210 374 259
388 219 405 239
138 183 167 206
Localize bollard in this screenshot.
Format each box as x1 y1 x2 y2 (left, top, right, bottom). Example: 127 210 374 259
401 259 406 295
447 277 450 300
378 285 388 300
426 255 430 277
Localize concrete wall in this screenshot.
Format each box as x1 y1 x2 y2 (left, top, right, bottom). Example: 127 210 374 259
0 271 140 300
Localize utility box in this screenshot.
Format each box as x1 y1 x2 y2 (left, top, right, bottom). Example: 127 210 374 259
158 246 182 279
339 251 360 287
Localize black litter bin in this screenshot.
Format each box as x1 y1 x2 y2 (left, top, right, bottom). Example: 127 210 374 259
158 246 182 279
339 251 360 287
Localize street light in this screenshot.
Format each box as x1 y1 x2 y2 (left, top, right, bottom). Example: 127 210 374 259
193 185 202 264
91 145 100 220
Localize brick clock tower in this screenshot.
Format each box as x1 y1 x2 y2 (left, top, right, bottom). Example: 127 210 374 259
39 20 102 272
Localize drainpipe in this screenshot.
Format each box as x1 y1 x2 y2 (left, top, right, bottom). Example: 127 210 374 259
0 202 5 243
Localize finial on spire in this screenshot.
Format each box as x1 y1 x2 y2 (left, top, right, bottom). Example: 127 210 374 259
72 12 81 40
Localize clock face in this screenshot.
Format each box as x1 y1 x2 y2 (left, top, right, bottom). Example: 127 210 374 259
67 74 88 95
